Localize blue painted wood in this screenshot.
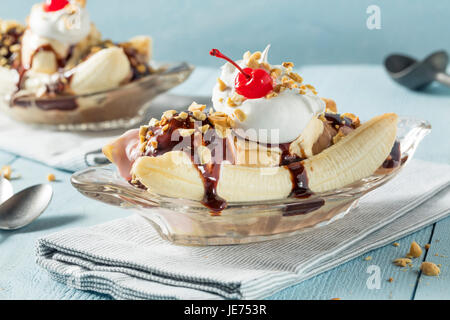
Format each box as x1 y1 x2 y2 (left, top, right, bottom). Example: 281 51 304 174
414 217 450 299
0 158 119 300
0 150 18 166
267 227 434 300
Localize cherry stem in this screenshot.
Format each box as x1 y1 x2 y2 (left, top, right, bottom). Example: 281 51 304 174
210 49 251 79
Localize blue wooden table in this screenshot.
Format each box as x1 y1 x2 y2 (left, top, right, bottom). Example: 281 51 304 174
0 65 449 300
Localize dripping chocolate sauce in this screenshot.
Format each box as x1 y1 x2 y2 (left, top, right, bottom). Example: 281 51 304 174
382 141 401 169
142 113 232 214
10 43 79 110
257 113 359 216
324 113 354 128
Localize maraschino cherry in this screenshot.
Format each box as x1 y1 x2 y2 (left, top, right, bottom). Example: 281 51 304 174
43 0 69 12
210 49 273 99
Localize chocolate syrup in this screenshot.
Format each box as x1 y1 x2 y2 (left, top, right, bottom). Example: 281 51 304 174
286 161 310 197
15 44 74 91
143 113 230 214
278 143 303 166
252 138 314 203
12 94 78 111
10 42 79 110
281 145 325 215
255 138 325 215
196 163 227 214
120 45 153 81
28 44 75 70
283 199 326 217
324 113 356 129
382 141 401 169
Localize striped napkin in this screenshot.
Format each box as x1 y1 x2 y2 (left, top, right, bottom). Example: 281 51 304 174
36 159 450 300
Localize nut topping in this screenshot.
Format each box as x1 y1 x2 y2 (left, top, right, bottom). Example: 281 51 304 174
217 78 228 92
393 258 412 267
406 241 423 258
179 128 195 137
188 102 207 112
421 262 440 276
234 109 247 122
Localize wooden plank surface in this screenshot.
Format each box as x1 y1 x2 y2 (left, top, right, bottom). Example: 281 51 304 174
0 151 18 166
0 155 118 300
414 219 450 300
267 227 434 300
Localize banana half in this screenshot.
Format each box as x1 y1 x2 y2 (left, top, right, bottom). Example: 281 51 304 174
71 47 131 95
130 113 398 203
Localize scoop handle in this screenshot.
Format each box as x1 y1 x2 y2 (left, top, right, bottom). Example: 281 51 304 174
435 72 450 87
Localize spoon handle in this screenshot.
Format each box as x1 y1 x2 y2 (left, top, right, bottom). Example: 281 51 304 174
435 72 450 88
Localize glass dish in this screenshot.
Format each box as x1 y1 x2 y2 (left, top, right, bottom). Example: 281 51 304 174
71 117 431 245
0 62 194 131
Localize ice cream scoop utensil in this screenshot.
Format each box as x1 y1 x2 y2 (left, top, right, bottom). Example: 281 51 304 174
385 51 450 90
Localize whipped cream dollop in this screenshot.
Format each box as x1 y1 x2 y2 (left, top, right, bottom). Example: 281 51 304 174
29 2 91 45
212 46 325 144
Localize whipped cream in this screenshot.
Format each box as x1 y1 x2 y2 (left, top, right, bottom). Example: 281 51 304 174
212 46 325 144
29 2 91 45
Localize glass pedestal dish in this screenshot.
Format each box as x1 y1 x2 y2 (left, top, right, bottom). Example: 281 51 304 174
71 117 431 245
0 62 194 131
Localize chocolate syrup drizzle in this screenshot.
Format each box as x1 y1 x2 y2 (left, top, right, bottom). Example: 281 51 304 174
143 113 233 213
382 141 402 169
324 112 357 129
277 143 313 199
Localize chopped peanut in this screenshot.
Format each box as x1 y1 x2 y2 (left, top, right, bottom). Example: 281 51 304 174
179 129 195 137
421 262 440 276
217 78 228 91
188 102 206 112
234 109 247 122
1 165 12 180
407 241 423 258
393 258 412 267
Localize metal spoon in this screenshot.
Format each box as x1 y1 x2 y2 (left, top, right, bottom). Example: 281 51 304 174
0 184 53 230
385 51 450 90
0 177 14 204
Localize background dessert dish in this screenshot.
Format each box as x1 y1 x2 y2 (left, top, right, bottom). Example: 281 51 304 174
104 47 401 218
0 0 192 128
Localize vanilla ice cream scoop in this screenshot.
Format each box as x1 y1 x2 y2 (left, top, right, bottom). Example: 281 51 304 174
29 1 91 45
212 45 325 144
21 1 92 74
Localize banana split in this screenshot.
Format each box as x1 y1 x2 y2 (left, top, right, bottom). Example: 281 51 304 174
0 0 153 124
104 46 400 214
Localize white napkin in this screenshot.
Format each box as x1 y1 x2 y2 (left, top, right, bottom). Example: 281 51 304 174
36 160 450 300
